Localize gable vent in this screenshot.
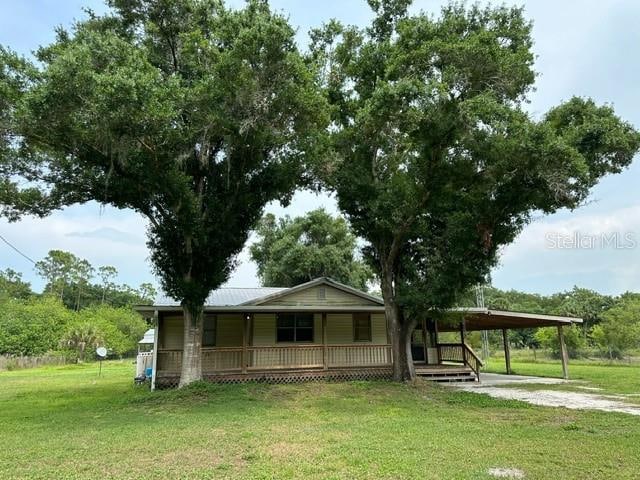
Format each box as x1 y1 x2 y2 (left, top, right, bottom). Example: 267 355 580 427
317 287 326 300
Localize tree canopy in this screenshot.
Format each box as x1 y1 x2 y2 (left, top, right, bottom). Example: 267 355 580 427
34 250 155 309
310 0 640 380
0 268 32 301
1 0 327 385
250 209 373 289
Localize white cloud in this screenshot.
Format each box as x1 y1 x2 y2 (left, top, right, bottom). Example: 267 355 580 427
0 204 153 291
493 204 640 294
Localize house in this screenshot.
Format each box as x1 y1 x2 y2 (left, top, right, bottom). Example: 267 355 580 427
134 277 581 389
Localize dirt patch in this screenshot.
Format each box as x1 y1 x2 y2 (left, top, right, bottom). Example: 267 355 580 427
488 467 525 478
457 385 640 416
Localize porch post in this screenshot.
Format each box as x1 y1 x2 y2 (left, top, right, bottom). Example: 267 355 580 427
557 325 569 380
242 313 249 374
460 319 467 365
434 318 440 363
322 313 328 370
421 317 428 362
502 328 512 375
151 310 159 391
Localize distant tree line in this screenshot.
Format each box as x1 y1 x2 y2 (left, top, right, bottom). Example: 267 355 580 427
0 250 155 362
33 250 155 310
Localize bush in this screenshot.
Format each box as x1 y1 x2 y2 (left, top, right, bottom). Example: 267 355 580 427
0 296 147 360
534 325 585 359
591 297 640 359
60 322 103 362
78 305 148 357
0 297 74 356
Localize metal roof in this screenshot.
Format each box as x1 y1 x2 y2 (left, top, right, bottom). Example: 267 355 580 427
153 287 287 307
138 328 155 344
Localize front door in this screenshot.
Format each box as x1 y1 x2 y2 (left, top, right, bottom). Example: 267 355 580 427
411 327 426 363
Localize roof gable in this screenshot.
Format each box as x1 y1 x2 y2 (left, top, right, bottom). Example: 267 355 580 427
243 278 383 307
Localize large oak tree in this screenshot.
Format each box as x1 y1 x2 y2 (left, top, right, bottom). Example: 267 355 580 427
0 0 326 386
311 0 640 380
250 209 373 289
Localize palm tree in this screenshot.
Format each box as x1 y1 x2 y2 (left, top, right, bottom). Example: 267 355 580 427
61 323 103 363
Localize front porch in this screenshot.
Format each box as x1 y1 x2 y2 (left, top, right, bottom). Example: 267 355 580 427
153 329 483 388
155 343 394 387
137 278 581 388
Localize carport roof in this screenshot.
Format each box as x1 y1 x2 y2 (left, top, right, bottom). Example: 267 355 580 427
437 308 582 332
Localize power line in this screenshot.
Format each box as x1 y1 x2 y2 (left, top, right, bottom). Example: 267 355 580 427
0 232 36 264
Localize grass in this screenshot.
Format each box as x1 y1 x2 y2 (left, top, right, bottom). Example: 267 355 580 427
483 357 640 395
1 361 640 479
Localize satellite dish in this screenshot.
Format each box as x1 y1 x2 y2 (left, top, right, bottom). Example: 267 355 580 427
96 347 107 358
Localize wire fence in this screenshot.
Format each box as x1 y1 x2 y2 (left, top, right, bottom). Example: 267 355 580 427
0 354 69 371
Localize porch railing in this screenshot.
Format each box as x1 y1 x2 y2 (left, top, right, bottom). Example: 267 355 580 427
248 345 324 370
327 344 392 368
436 342 483 380
156 344 392 375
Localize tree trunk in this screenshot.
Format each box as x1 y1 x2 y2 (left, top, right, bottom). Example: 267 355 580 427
381 268 416 382
76 284 82 311
179 304 203 387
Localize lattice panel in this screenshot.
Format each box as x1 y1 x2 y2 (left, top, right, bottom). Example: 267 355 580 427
153 368 392 389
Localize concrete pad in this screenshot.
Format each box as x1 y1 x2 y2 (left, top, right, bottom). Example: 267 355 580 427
476 373 567 386
455 385 640 416
449 374 640 416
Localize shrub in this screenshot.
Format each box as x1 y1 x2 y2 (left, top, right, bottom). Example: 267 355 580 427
0 297 74 356
534 325 585 359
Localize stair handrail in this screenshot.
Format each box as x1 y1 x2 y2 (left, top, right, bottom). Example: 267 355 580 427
462 343 483 380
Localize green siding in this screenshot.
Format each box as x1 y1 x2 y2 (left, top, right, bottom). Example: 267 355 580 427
216 314 243 347
263 285 379 306
252 313 276 345
160 315 183 349
326 314 352 344
371 313 388 344
159 312 388 351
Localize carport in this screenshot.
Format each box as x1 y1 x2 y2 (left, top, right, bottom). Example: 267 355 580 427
434 308 583 380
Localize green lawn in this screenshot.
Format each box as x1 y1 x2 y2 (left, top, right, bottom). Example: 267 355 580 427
484 358 640 395
1 361 640 479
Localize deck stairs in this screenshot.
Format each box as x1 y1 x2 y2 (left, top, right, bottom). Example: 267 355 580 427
415 364 478 383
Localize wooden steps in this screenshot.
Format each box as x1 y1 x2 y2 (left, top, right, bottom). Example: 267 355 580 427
415 365 478 383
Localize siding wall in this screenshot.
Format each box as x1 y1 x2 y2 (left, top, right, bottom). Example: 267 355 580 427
264 285 379 306
215 314 243 347
159 312 388 350
371 313 388 344
326 313 387 344
160 315 183 349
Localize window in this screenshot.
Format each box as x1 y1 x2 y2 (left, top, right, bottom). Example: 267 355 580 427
203 314 216 347
277 313 314 342
317 287 326 300
353 313 372 342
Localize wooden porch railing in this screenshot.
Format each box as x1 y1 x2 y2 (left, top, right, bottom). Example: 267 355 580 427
437 343 464 363
156 344 393 375
463 344 483 379
248 345 324 370
436 342 483 380
203 347 243 372
327 344 392 368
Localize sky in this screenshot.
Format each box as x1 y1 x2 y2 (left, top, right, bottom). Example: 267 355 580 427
1 0 639 296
